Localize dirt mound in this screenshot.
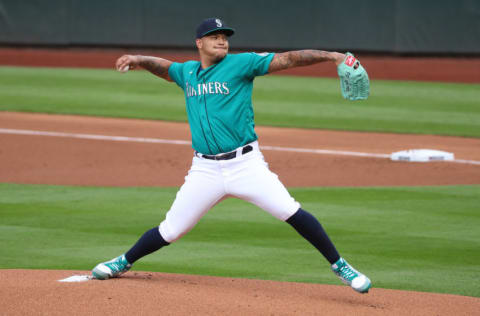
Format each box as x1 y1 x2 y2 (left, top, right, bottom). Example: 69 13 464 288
1 269 478 316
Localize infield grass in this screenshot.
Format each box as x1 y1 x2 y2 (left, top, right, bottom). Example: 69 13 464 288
1 66 479 137
1 183 479 297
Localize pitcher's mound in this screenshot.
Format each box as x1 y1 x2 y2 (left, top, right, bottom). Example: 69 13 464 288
1 269 479 315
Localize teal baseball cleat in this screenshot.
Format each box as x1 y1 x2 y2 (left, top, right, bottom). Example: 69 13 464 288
331 257 372 294
92 254 132 280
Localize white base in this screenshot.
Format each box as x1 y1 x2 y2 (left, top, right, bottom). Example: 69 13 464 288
390 149 454 162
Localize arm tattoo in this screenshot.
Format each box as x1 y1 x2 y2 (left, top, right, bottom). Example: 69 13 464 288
268 50 333 73
139 57 172 79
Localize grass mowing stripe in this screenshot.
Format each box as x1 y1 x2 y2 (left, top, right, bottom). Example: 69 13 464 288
1 66 479 137
0 183 479 297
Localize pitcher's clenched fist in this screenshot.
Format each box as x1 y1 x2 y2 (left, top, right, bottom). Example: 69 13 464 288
115 55 140 73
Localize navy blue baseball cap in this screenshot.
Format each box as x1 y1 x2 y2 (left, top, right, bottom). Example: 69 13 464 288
196 18 235 39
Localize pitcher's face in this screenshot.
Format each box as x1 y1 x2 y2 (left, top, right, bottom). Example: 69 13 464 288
196 32 229 62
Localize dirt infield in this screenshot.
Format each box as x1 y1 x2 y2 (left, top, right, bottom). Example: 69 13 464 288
2 270 480 316
1 47 479 83
1 112 480 187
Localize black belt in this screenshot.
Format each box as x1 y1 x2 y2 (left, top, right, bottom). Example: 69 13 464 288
196 145 253 161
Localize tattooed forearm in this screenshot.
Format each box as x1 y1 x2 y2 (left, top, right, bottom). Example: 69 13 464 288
138 56 173 79
268 50 341 73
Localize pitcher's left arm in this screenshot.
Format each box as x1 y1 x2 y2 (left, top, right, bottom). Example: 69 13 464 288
268 50 345 73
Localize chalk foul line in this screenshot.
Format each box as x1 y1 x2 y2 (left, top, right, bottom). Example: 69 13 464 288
1 128 479 165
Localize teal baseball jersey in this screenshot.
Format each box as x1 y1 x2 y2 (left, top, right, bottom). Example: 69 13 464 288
168 52 275 155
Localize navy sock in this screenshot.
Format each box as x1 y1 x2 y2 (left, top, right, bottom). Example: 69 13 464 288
125 227 169 264
286 208 340 265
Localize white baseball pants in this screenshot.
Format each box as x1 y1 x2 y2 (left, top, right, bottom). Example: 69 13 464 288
159 141 300 243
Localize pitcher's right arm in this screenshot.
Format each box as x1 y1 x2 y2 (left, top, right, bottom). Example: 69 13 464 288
115 55 173 81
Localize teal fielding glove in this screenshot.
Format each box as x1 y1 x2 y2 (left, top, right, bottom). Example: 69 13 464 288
337 53 370 100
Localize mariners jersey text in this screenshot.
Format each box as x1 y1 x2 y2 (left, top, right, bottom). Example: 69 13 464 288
185 82 230 97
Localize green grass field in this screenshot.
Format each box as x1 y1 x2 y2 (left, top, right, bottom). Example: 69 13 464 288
1 66 479 298
1 66 479 137
1 183 479 297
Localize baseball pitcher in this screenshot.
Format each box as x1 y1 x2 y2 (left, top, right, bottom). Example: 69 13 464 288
92 18 371 294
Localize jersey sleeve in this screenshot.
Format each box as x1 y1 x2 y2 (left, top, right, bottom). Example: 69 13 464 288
245 52 275 79
168 62 185 88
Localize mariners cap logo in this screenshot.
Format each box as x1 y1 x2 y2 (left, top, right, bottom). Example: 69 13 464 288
196 18 235 39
